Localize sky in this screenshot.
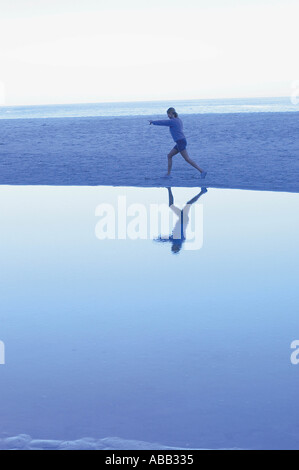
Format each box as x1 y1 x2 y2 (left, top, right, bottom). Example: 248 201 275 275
0 0 298 105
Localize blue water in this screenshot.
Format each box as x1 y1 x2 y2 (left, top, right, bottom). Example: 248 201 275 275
0 97 298 119
0 185 298 450
0 96 298 449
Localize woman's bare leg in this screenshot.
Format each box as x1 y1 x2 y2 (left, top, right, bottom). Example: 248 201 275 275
166 187 181 215
167 148 179 175
180 149 204 173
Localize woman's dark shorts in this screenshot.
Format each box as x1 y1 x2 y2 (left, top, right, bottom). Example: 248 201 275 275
173 138 187 152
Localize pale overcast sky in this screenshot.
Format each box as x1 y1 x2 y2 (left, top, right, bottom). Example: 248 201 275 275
0 0 298 105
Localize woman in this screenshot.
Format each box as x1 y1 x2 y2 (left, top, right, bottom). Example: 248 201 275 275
149 107 207 178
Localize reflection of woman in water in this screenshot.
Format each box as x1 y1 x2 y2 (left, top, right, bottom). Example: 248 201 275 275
155 187 207 254
149 107 207 178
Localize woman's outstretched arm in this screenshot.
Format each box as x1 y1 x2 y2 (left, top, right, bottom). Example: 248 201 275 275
149 120 172 126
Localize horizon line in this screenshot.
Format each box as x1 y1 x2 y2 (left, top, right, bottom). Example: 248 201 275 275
1 95 292 108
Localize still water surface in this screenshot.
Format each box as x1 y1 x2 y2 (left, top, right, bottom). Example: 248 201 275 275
0 185 298 449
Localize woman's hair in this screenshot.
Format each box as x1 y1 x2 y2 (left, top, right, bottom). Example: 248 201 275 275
167 107 178 118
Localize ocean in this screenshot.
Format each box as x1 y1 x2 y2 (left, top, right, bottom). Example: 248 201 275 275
0 96 298 120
